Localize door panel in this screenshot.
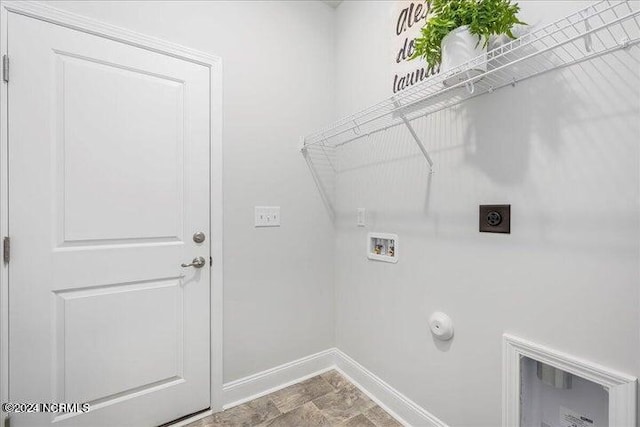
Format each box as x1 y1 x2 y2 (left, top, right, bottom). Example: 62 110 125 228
8 11 210 427
58 53 185 244
58 279 183 403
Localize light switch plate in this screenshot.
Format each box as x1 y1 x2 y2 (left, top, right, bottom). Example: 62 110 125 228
255 206 280 227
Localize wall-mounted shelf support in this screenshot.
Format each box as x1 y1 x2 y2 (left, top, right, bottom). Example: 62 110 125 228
301 144 335 221
394 100 434 173
582 6 594 52
300 0 639 218
301 1 638 150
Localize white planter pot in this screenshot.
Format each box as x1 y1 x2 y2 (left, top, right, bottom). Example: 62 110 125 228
488 24 528 50
441 26 487 87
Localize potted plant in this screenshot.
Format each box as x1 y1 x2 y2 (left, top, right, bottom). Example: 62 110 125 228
412 0 525 87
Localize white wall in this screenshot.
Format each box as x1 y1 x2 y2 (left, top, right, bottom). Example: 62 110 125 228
26 2 640 424
333 1 640 426
43 0 337 383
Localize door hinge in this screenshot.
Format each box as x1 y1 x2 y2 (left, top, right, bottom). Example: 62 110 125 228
3 236 10 263
2 55 8 83
209 256 213 267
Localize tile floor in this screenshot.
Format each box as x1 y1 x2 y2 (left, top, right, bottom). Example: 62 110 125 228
187 370 403 427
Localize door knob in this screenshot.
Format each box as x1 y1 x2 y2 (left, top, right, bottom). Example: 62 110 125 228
181 256 206 268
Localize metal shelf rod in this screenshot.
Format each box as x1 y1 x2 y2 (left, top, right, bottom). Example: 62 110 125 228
302 0 638 153
317 37 639 151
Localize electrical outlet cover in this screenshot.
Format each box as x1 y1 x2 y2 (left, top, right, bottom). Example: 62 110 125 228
357 208 366 227
479 204 510 233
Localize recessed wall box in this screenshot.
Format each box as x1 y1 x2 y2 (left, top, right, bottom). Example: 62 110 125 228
367 233 398 263
521 357 607 427
504 335 637 427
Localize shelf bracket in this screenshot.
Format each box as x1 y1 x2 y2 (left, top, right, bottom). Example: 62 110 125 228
394 101 434 173
300 138 335 221
581 7 593 52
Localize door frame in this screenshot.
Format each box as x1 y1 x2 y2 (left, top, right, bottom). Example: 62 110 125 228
0 1 224 424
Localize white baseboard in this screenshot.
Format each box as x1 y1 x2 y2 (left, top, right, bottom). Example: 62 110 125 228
334 349 447 427
222 348 336 409
221 348 447 427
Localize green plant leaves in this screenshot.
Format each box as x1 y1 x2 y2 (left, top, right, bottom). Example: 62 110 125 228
411 0 526 70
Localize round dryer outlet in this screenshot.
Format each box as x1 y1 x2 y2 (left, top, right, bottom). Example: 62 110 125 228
429 311 454 341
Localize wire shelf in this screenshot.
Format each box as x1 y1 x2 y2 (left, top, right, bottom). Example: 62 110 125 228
302 0 640 158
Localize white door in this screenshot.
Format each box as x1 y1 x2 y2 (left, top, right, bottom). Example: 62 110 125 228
8 11 211 427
